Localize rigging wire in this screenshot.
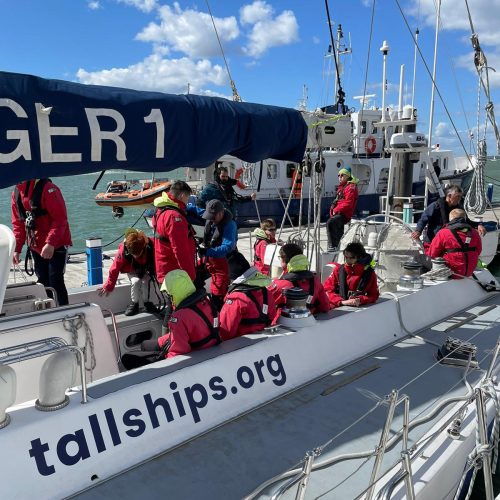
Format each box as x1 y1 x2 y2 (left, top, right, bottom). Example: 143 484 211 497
359 0 377 127
205 0 241 102
324 0 346 111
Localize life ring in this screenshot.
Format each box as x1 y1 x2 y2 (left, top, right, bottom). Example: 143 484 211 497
234 168 246 189
364 136 377 154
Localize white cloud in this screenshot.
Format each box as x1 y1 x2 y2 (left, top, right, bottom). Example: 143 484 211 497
240 0 273 25
136 2 239 58
76 53 227 95
87 1 100 10
117 0 158 13
407 0 500 45
241 4 299 58
435 121 453 138
312 36 320 45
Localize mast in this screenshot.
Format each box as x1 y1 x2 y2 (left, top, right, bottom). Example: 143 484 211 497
424 0 441 208
411 29 419 109
380 41 390 123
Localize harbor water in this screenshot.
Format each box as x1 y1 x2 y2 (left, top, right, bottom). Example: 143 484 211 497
1 162 500 255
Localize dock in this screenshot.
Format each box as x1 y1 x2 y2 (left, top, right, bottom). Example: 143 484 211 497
7 204 500 291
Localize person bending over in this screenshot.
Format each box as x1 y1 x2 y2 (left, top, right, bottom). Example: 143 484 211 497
98 229 158 316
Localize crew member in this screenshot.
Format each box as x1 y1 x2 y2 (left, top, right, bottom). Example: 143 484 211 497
324 242 379 308
198 165 256 216
97 229 159 316
252 218 278 275
427 209 482 278
189 199 238 310
11 178 72 305
121 270 220 369
219 267 278 341
411 185 486 245
271 243 330 314
152 180 197 284
327 167 359 251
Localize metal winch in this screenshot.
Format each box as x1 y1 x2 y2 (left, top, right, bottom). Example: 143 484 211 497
397 258 423 291
278 287 316 328
437 337 478 368
281 287 311 319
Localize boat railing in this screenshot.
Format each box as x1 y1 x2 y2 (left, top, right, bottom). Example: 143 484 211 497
249 373 500 500
0 336 88 404
379 195 425 219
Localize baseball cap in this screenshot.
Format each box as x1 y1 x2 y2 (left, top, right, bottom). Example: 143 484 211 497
202 199 225 220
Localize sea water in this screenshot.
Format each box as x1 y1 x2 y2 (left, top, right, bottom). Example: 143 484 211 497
1 162 500 255
0 169 185 255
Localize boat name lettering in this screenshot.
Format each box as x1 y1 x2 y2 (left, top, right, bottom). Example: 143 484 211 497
27 353 286 476
0 99 166 164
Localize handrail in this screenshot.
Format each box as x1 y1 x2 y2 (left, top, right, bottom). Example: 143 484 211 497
101 308 122 364
0 336 88 404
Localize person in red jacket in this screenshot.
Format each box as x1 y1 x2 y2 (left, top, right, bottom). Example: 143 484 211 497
427 209 482 278
121 270 220 369
11 178 72 305
219 267 277 341
271 243 330 314
97 229 159 316
324 242 379 308
252 218 278 275
327 167 359 251
152 181 197 284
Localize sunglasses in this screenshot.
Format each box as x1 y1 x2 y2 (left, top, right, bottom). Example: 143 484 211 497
267 228 277 232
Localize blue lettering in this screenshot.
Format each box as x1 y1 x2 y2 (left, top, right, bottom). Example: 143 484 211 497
56 429 90 466
88 414 106 453
144 393 174 428
123 408 146 438
209 376 227 400
253 360 266 383
267 354 287 386
170 381 186 417
184 383 208 423
237 366 255 389
104 408 122 445
29 438 55 476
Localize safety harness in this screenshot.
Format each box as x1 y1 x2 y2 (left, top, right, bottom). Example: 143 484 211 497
14 179 50 276
444 221 477 277
228 284 272 326
203 210 233 248
253 236 271 263
281 270 318 309
158 290 220 359
336 264 374 299
153 204 197 244
123 241 156 278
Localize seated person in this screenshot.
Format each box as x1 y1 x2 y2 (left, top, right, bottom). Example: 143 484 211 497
427 208 482 278
219 267 278 341
324 242 379 308
121 270 220 370
98 229 158 316
253 218 278 275
271 243 330 314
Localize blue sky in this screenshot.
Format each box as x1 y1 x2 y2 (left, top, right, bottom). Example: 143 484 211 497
1 0 499 154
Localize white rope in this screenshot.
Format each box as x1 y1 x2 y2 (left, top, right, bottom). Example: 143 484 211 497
464 139 488 215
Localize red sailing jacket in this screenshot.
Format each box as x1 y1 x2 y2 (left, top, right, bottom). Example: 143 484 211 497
219 287 278 341
271 273 330 314
253 236 276 275
158 295 219 358
427 224 482 278
11 179 72 254
102 239 155 292
329 181 359 221
152 194 196 283
323 262 379 308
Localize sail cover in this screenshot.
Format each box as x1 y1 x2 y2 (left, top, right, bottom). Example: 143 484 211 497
0 71 307 188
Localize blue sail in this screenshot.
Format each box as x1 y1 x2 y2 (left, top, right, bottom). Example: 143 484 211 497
0 71 307 188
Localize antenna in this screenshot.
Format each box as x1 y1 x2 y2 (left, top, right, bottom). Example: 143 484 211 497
297 84 308 111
